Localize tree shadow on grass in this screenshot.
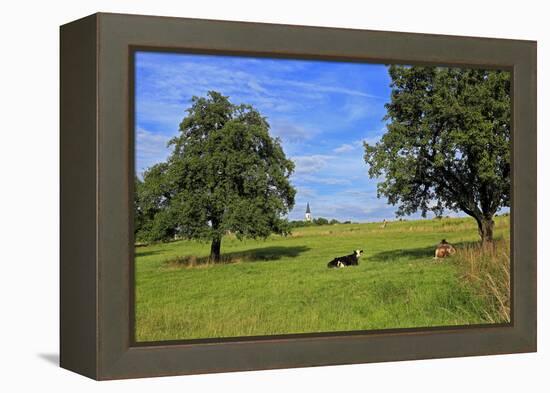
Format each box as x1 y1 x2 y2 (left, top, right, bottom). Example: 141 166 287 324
135 249 166 258
165 245 311 268
368 245 437 262
368 240 481 263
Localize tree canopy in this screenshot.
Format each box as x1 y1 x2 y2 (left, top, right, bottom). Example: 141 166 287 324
364 66 511 242
135 91 296 261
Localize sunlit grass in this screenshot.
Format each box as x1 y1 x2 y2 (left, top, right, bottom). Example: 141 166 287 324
135 215 510 341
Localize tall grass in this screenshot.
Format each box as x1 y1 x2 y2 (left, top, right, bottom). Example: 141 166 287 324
452 238 511 323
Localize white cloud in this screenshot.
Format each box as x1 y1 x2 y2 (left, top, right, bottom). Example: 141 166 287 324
342 98 373 121
295 186 317 199
246 79 269 95
270 120 315 143
291 150 371 187
294 174 352 186
333 143 355 153
136 100 186 131
135 127 173 176
361 129 386 146
271 78 379 98
291 154 333 175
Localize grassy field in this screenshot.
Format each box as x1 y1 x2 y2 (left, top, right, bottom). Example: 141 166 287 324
135 215 510 342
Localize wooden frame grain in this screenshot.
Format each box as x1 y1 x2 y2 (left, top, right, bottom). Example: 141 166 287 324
60 12 537 380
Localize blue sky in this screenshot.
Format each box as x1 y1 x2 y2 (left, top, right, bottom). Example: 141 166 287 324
135 51 432 222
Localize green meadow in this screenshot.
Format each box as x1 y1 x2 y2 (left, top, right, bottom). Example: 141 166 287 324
135 215 510 342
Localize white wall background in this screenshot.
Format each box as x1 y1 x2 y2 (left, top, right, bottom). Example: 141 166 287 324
0 0 547 391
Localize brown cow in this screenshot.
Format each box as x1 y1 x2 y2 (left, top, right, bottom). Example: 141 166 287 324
434 239 456 260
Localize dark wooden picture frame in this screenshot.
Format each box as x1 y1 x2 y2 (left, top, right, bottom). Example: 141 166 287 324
60 12 537 380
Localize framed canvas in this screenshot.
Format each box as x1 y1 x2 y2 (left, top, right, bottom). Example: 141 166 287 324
60 12 537 380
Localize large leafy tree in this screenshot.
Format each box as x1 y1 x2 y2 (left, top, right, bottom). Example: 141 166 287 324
136 91 296 261
364 66 511 243
134 164 177 242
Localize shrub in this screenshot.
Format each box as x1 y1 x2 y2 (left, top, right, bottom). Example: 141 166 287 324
313 217 329 226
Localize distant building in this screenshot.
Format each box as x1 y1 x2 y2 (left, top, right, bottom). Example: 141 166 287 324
305 202 312 222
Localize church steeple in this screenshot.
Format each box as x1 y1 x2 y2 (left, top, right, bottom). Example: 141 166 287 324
305 202 312 221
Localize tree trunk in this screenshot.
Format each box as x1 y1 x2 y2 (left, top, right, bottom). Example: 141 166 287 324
210 236 222 262
476 215 495 244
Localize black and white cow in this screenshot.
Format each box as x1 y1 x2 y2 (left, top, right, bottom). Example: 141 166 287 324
327 249 364 268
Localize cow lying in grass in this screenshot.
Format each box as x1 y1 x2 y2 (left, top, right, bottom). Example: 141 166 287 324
434 239 456 260
327 249 363 268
